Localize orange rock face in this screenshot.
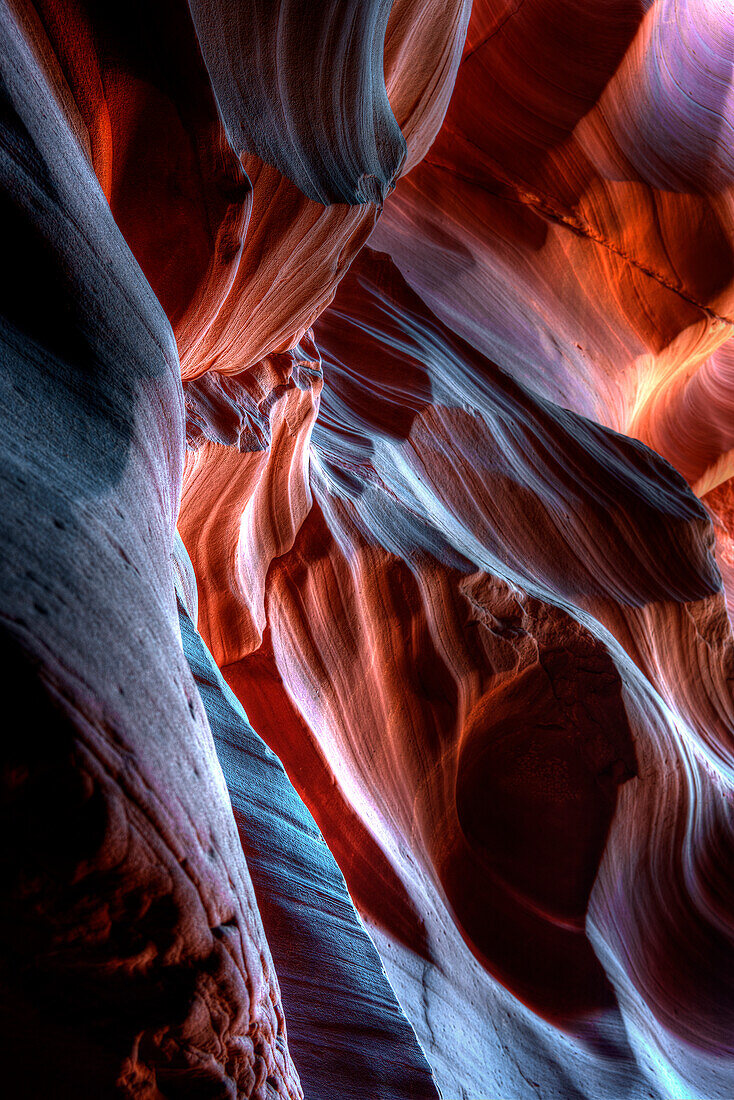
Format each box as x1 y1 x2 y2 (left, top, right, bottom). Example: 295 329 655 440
3 0 734 1097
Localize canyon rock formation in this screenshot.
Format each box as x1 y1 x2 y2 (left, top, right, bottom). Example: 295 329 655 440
2 0 734 1098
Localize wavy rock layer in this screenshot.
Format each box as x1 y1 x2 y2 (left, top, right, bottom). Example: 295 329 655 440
4 0 734 1099
0 6 301 1094
372 0 734 473
179 599 439 1100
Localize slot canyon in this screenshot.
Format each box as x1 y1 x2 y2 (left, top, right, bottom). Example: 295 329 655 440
1 0 734 1097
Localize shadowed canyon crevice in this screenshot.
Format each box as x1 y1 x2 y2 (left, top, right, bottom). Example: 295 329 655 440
2 0 734 1097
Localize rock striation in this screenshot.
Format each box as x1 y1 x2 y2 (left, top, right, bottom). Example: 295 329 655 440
2 0 734 1098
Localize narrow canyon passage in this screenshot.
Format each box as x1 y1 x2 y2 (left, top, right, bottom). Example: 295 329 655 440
2 1 734 1097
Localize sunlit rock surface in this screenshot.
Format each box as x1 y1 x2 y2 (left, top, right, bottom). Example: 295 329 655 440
179 597 439 1100
3 0 734 1097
